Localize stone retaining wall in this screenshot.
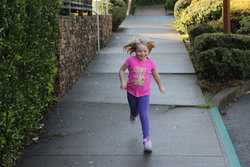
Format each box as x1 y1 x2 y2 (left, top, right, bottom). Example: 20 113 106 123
57 15 112 96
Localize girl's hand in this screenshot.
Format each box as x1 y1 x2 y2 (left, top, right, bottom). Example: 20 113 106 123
120 82 127 90
159 86 166 94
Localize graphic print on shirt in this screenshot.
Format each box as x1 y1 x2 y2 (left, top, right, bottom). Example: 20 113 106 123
133 66 146 86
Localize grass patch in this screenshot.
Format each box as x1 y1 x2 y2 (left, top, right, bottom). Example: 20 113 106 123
168 105 176 109
195 104 213 108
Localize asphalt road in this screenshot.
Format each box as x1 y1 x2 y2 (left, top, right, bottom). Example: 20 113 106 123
223 94 250 167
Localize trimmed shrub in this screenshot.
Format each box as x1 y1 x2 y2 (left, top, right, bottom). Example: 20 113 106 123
193 33 250 81
109 0 127 31
206 19 223 32
182 0 223 28
173 0 192 33
174 0 192 21
194 33 250 52
237 16 250 35
0 0 60 166
188 24 218 42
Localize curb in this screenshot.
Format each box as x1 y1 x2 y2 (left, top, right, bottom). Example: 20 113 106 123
209 80 250 167
211 80 250 111
210 107 242 167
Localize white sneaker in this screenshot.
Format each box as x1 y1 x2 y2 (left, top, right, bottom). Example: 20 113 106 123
143 138 152 152
130 115 137 124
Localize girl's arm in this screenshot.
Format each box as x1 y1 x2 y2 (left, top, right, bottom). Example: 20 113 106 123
152 70 166 94
119 64 128 89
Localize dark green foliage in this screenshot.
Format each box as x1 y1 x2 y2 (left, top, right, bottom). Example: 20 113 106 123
165 0 178 10
237 16 250 35
194 33 250 81
194 33 250 52
109 0 127 31
0 0 60 166
230 2 250 33
188 24 218 42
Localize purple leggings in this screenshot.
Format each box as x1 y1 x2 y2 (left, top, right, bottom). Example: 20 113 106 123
127 92 150 139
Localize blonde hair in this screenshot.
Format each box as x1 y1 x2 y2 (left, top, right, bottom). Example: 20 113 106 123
123 38 156 55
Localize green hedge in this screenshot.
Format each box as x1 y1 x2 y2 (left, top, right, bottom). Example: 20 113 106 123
237 16 250 35
173 0 192 33
181 0 223 28
230 0 250 33
174 0 192 21
188 24 218 42
194 33 250 81
0 0 60 166
109 0 127 31
174 0 250 34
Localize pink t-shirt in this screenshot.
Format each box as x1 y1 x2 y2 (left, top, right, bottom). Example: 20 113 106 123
124 56 156 97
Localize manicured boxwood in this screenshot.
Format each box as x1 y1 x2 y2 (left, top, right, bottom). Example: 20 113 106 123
194 33 250 52
193 33 250 81
188 23 218 42
0 0 60 166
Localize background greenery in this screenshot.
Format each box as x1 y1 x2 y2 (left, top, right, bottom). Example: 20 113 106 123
194 33 250 81
109 0 127 31
174 0 250 82
0 0 60 166
165 0 178 11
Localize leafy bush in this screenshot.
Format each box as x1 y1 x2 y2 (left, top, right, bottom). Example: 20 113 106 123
188 23 218 42
174 0 250 34
230 0 250 33
173 0 192 33
181 0 223 28
174 0 192 21
237 16 250 35
194 33 250 52
193 33 250 81
0 0 60 166
206 19 223 32
109 0 127 31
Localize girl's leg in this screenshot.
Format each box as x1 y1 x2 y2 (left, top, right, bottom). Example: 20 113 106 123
138 95 150 139
127 92 139 117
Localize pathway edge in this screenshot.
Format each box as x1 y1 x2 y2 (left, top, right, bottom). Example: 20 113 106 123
210 107 242 167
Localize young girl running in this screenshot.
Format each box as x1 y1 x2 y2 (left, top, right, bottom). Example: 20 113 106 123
119 38 166 152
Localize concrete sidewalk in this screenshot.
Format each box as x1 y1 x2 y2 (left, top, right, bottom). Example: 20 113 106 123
17 6 230 167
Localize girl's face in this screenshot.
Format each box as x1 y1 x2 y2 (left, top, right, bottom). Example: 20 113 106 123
135 44 149 61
